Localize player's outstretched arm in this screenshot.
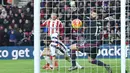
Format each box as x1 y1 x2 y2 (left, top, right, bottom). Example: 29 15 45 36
41 20 48 27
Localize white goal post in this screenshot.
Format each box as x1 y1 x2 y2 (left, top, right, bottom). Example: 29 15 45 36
34 0 40 73
121 0 126 73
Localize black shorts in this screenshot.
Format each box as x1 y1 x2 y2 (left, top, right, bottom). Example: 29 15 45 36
78 43 99 59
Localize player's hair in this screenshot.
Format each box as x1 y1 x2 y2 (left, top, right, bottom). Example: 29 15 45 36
51 13 57 17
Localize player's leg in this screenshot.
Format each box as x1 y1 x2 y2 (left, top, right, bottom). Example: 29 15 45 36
57 39 83 69
56 45 83 70
51 33 70 60
68 44 77 71
43 56 52 69
57 39 70 59
68 44 83 71
49 56 58 68
42 56 58 70
42 47 59 70
87 47 112 73
49 44 59 70
42 48 52 69
56 46 71 62
42 35 58 69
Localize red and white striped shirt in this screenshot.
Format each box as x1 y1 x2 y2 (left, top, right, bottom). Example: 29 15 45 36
41 19 64 36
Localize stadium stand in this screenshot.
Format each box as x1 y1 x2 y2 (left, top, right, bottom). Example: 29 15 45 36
0 0 34 46
0 0 129 46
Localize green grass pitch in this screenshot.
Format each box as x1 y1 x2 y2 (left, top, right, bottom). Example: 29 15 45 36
0 59 129 73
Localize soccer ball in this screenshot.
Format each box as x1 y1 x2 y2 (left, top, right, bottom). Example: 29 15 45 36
72 19 82 29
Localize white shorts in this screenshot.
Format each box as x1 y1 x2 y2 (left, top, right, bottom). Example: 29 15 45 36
49 33 68 56
50 33 58 41
49 43 64 56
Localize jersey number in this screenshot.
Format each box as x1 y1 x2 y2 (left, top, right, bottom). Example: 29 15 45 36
95 26 101 36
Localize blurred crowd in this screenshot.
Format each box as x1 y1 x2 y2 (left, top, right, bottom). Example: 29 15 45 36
40 0 122 45
0 0 130 46
0 0 34 46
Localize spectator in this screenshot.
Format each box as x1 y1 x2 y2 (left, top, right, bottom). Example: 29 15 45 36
58 12 64 21
114 23 120 45
18 19 24 30
24 8 31 19
1 10 7 18
20 13 26 23
109 29 115 44
26 1 34 15
8 29 17 46
0 26 4 46
78 1 84 7
14 13 20 24
9 10 13 18
41 0 46 7
5 5 11 14
40 9 45 19
6 15 11 23
18 8 22 15
11 5 18 13
0 6 7 18
24 19 32 32
90 8 98 19
3 28 9 46
23 19 32 42
3 18 9 28
10 19 15 28
14 24 23 44
14 24 19 31
101 28 109 44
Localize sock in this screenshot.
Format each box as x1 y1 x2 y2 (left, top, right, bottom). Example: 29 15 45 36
72 59 76 66
55 60 58 67
76 62 82 68
91 60 107 66
50 56 53 60
44 56 53 66
50 56 58 67
71 50 76 67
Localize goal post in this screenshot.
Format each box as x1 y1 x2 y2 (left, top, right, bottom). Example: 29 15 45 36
33 0 129 73
34 0 40 73
121 0 126 73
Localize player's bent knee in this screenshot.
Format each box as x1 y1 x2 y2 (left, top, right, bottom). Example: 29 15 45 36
88 56 93 63
70 44 77 50
42 48 51 56
88 59 96 64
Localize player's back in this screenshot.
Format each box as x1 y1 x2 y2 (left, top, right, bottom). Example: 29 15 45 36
86 20 101 44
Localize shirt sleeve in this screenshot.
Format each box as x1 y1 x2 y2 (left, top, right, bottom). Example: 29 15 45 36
41 20 47 27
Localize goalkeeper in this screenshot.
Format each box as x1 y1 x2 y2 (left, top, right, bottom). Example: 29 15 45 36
68 19 112 73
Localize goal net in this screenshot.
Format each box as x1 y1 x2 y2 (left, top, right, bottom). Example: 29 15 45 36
126 0 130 73
40 0 129 73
